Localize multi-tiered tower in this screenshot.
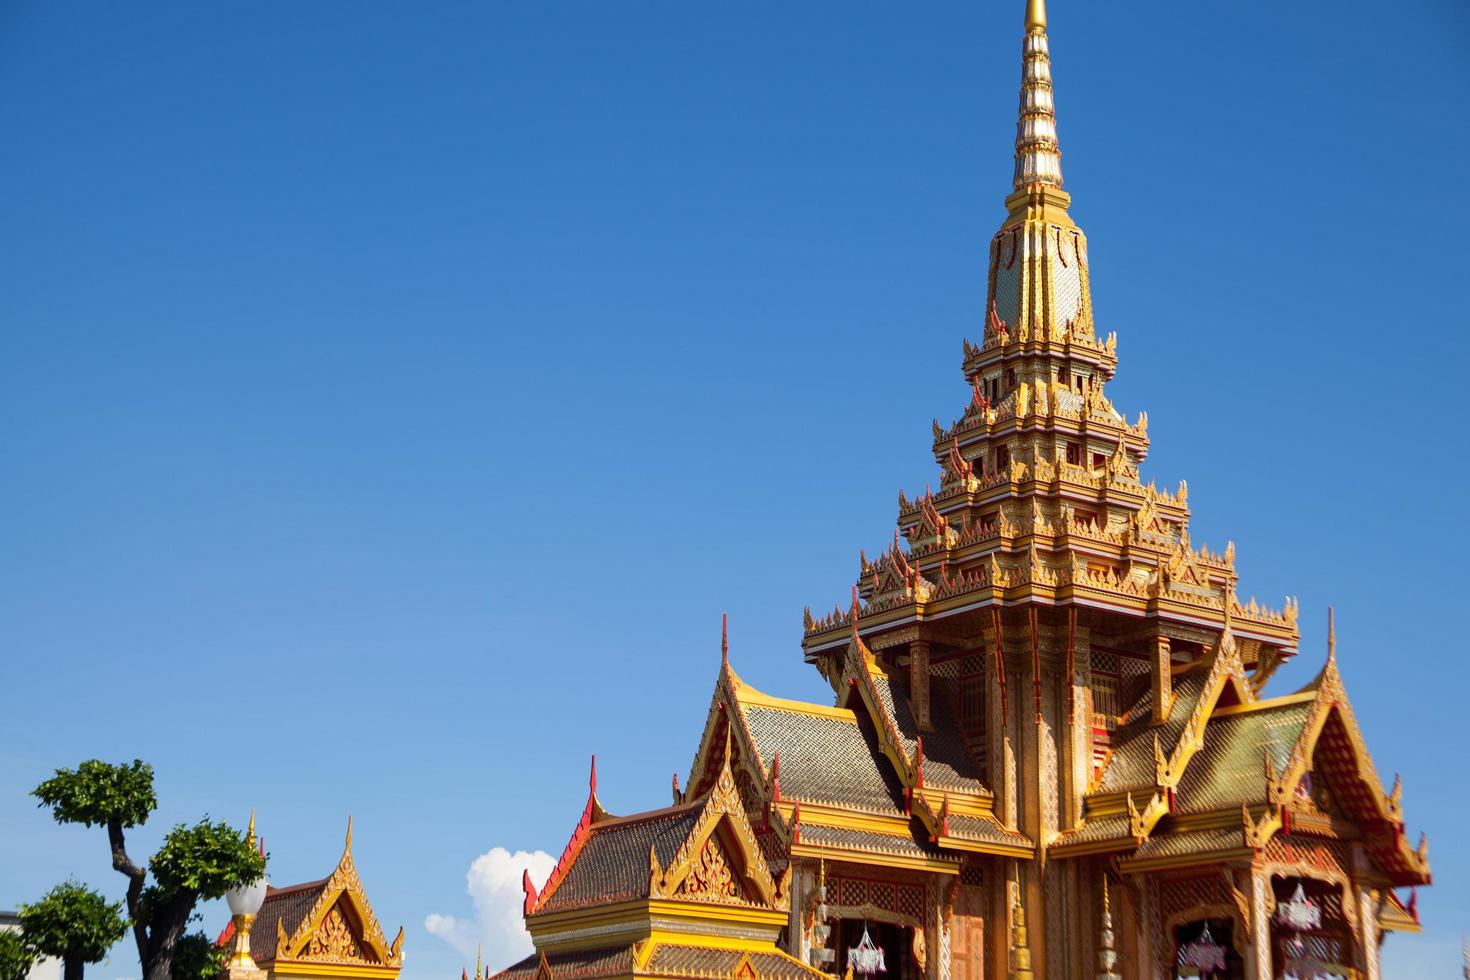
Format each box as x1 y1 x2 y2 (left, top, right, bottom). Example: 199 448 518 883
499 4 1428 979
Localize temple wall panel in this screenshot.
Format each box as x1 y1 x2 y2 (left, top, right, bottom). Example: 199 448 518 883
949 868 987 980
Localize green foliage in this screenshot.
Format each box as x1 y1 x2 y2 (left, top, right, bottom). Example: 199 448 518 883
148 819 266 906
168 932 224 980
33 761 157 829
0 930 35 980
18 882 128 965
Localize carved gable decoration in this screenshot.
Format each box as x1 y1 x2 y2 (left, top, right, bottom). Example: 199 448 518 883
650 759 788 910
300 902 374 965
276 821 406 971
677 836 744 902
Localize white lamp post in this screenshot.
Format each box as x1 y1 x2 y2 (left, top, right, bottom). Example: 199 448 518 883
222 812 269 978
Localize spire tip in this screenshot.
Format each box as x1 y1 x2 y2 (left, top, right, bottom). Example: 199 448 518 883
1025 0 1046 32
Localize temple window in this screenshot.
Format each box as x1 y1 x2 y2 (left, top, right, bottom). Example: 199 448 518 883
1065 441 1081 465
1005 367 1017 389
997 445 1011 471
1091 452 1106 472
1058 365 1070 384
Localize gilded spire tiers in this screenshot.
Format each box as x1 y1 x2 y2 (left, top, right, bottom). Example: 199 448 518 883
1012 0 1063 195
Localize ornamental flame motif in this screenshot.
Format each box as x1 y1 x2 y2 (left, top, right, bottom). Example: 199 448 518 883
683 838 739 900
303 906 364 964
847 925 886 976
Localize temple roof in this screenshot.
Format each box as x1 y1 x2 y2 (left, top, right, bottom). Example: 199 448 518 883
1174 699 1314 814
492 940 830 980
1062 630 1430 886
525 750 789 925
533 804 703 915
216 819 404 973
739 701 905 816
240 878 328 962
859 669 985 796
1097 669 1211 795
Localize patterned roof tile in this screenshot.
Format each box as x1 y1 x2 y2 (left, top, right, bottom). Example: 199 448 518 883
1174 702 1314 814
740 705 906 816
536 806 702 915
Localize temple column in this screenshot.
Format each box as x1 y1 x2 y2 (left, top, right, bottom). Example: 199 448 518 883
911 640 933 732
1150 635 1171 725
986 612 1018 829
1245 868 1273 980
1357 885 1381 980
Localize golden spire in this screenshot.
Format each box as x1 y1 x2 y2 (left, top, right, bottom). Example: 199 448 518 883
247 809 256 849
1012 0 1063 192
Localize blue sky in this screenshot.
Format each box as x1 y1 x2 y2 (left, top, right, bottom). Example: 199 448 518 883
2 0 1468 977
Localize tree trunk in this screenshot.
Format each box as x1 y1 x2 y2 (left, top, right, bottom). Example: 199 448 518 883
106 818 148 971
143 893 197 980
63 954 83 980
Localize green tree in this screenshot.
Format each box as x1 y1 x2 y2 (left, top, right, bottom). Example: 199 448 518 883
169 932 225 980
33 760 264 980
0 929 35 980
18 881 128 980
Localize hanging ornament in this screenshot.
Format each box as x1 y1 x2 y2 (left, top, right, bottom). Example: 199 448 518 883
847 924 887 976
1176 922 1227 975
1276 882 1322 932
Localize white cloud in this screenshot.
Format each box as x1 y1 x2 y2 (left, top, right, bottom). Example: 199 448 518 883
426 847 556 973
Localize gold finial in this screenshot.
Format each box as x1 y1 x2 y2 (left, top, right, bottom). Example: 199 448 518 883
345 815 354 853
247 809 256 848
1025 0 1046 32
1327 606 1336 663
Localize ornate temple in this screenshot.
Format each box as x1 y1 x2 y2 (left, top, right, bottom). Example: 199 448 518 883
493 1 1430 977
218 819 405 980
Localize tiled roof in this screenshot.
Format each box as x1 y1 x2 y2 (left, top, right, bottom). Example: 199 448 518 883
491 943 829 980
865 673 986 795
247 879 328 962
535 805 702 915
1053 814 1132 847
1174 702 1314 814
1130 827 1246 861
740 704 906 816
644 944 829 979
941 814 1032 849
795 823 952 862
1097 671 1209 794
492 948 633 980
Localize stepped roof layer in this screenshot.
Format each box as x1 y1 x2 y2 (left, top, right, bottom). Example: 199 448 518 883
239 879 328 961
492 942 830 980
533 805 703 915
1058 620 1429 887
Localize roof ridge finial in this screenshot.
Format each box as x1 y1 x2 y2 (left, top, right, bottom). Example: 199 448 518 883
589 754 598 796
344 814 353 853
1327 606 1336 664
722 612 729 664
247 809 256 849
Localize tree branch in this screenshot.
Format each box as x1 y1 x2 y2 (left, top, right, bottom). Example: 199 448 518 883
107 817 148 967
